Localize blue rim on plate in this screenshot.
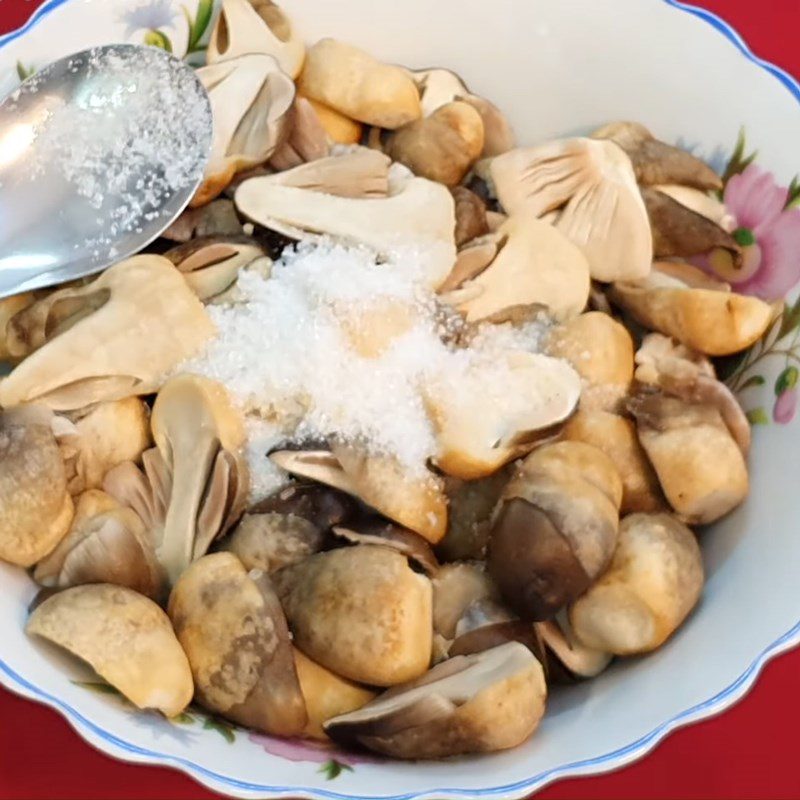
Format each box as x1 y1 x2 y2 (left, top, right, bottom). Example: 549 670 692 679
0 1 799 797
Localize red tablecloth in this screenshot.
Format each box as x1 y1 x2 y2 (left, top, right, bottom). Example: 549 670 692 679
2 1 800 798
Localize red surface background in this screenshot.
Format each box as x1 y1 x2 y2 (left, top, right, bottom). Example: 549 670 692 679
1 1 800 798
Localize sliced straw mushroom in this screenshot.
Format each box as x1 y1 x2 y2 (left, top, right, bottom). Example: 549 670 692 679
104 374 249 585
0 256 213 411
194 54 295 206
0 292 34 361
223 511 325 572
569 512 704 654
424 351 581 480
385 101 484 186
207 0 305 78
438 233 500 294
169 553 307 735
0 411 74 567
332 520 439 575
592 121 722 191
298 38 421 129
269 97 331 171
608 260 773 356
546 311 635 412
33 490 164 600
165 237 267 302
628 391 748 525
273 545 432 686
635 333 751 455
28 584 193 717
451 186 489 247
303 96 363 145
448 620 545 661
324 642 546 759
488 441 623 620
464 94 516 157
641 187 741 264
536 616 612 681
490 139 652 282
561 409 664 514
249 481 355 529
455 215 591 322
270 445 448 544
653 184 736 231
57 398 151 495
162 198 244 243
432 562 500 641
235 162 456 290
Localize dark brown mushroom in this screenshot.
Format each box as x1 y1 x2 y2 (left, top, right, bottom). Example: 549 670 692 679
451 186 489 247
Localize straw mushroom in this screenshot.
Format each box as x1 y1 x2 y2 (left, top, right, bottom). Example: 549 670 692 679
163 199 244 243
453 216 590 322
592 121 722 191
385 101 485 186
546 311 635 412
169 553 307 735
0 292 34 361
424 351 581 479
332 520 439 575
235 160 456 290
569 512 704 654
561 409 664 514
302 97 362 144
451 186 489 247
608 261 773 356
628 391 748 524
324 642 546 759
269 97 331 170
488 441 623 620
490 139 652 281
194 53 295 206
0 256 213 411
104 375 249 585
536 617 612 682
297 38 421 129
273 545 433 686
0 410 74 567
249 481 355 529
207 0 305 78
28 584 193 717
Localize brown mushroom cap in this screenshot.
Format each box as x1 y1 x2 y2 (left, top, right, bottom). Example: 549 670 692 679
28 584 193 718
488 441 622 620
168 552 307 735
569 512 704 654
452 186 489 247
269 97 332 170
0 292 34 361
273 545 432 686
324 642 546 759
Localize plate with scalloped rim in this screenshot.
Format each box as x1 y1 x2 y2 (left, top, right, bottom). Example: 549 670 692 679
1 1 800 798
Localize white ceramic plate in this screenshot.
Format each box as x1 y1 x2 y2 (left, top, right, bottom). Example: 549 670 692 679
2 2 800 798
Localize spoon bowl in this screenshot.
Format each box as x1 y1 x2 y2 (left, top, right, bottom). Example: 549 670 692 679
0 44 212 298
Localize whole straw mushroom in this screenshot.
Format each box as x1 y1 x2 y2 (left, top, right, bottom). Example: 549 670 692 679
272 545 433 686
168 553 308 735
0 292 34 361
451 186 489 247
301 96 362 145
324 642 546 759
28 584 193 718
569 512 704 654
488 441 623 620
608 261 773 356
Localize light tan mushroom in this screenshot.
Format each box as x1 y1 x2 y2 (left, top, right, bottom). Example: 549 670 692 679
453 215 590 322
324 642 546 759
28 584 193 717
207 0 305 78
194 54 295 206
0 410 74 566
298 38 421 129
488 441 622 620
424 351 581 480
269 97 332 171
270 444 448 544
570 512 704 654
104 374 249 585
490 139 652 282
546 311 635 412
165 237 268 302
628 391 748 524
168 553 307 735
235 161 456 290
592 121 722 191
432 562 500 642
293 648 376 740
162 199 244 243
438 233 499 294
33 490 164 600
536 616 612 681
332 520 439 575
385 101 484 186
303 96 362 144
0 256 213 411
273 545 432 686
561 409 664 514
608 261 773 356
0 292 34 361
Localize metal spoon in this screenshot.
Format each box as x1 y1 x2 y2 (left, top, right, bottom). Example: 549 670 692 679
0 44 212 299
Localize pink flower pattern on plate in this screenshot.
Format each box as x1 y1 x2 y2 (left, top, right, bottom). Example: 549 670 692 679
249 733 382 766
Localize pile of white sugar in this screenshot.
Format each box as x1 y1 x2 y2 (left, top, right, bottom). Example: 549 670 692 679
186 240 550 502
